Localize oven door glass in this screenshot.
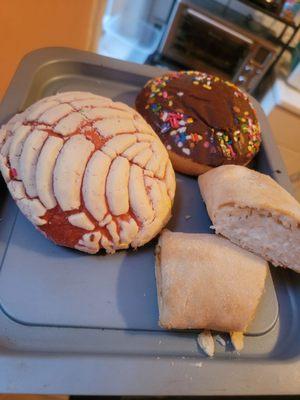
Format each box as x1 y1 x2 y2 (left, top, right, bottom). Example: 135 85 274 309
167 8 253 77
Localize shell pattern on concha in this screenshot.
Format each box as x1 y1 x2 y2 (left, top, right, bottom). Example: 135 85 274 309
0 92 176 254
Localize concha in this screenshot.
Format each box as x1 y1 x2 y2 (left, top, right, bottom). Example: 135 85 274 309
0 92 176 254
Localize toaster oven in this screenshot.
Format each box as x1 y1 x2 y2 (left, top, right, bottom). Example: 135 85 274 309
159 0 279 92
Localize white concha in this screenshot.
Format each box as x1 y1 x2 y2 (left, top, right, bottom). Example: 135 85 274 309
82 150 111 222
82 107 132 120
0 91 176 254
106 156 130 216
38 103 73 125
9 125 32 177
7 180 26 200
26 100 59 121
68 212 95 231
36 136 64 209
16 197 47 226
54 112 86 136
132 148 153 168
53 134 95 211
19 129 48 197
122 141 150 160
102 134 137 156
71 98 112 110
94 118 136 138
129 164 155 224
0 155 10 182
76 231 102 254
119 218 139 244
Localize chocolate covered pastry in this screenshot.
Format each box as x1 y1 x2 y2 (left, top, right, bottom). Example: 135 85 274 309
136 71 261 175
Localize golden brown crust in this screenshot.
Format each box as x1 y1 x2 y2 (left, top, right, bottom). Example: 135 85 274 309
198 165 300 222
155 230 268 332
169 150 251 175
168 151 212 175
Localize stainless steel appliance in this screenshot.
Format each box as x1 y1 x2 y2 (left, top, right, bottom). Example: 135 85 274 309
157 0 279 92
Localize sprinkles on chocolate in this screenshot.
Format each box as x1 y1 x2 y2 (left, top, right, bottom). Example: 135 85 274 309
135 70 261 175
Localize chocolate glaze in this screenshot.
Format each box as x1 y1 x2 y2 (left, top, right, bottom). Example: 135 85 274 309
135 71 261 167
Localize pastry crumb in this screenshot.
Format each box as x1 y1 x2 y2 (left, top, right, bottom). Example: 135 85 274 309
197 330 215 357
215 334 226 347
230 331 244 352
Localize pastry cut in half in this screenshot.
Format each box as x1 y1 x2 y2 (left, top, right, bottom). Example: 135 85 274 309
0 92 176 254
198 165 300 272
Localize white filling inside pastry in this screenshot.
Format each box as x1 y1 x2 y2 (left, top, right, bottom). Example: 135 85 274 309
215 206 300 273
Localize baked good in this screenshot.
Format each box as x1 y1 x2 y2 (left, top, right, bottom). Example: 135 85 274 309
135 71 261 175
198 165 300 272
0 92 176 254
155 230 267 332
197 331 215 357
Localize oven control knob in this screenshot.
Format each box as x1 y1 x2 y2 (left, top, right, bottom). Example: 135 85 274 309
238 75 246 82
244 64 253 72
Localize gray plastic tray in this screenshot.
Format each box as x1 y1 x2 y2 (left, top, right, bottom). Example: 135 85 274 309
0 48 299 396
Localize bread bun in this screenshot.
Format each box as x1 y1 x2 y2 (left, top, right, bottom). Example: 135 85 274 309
156 230 267 332
135 71 261 176
0 92 176 254
198 165 300 272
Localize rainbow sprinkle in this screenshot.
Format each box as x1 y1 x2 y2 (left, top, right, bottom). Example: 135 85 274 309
143 70 261 159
